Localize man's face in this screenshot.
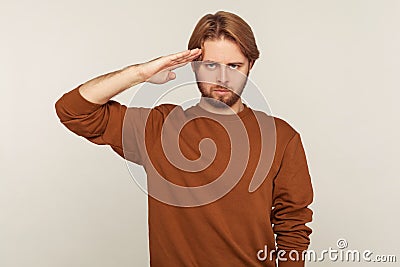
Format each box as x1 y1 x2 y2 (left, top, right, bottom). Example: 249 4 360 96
193 38 253 109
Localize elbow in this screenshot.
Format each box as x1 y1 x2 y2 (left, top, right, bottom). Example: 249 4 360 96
54 96 67 122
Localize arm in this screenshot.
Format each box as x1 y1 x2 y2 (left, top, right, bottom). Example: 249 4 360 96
78 64 145 105
271 132 314 267
54 49 202 163
77 48 202 104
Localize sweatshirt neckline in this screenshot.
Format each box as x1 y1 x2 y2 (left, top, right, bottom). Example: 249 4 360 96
187 102 252 122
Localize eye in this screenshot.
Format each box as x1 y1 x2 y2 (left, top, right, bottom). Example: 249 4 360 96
205 63 217 69
228 64 239 69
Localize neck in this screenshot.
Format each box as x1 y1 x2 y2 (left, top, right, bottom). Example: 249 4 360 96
198 98 244 115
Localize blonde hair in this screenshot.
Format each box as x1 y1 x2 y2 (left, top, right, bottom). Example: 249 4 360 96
188 11 260 65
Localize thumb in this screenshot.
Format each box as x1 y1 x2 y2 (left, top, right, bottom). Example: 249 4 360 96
168 71 176 80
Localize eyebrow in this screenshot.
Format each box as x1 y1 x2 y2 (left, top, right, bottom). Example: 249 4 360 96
203 60 245 65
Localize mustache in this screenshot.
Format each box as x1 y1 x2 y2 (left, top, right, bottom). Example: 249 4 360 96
211 85 231 91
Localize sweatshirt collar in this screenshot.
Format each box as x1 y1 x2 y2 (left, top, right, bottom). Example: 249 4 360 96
186 102 252 122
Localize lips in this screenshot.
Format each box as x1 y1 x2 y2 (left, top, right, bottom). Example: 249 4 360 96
213 88 230 95
212 86 231 92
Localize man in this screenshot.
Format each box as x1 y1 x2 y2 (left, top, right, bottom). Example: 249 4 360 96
55 11 313 267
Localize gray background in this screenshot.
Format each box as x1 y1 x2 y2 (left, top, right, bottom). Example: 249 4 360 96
1 0 399 266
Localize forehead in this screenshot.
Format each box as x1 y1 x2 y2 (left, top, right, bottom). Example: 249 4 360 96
202 38 247 64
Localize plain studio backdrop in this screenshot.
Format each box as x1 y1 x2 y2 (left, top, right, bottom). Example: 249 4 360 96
1 0 399 266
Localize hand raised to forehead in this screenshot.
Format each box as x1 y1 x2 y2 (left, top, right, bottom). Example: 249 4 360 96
140 48 202 84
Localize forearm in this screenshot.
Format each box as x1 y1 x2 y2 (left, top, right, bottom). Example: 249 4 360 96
78 64 145 105
272 132 313 252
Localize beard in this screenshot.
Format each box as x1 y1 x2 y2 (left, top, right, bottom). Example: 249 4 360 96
196 68 250 109
198 84 242 108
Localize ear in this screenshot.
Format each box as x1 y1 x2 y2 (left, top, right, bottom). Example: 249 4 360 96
249 60 254 70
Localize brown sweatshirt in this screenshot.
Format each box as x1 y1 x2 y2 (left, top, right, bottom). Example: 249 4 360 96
55 85 313 267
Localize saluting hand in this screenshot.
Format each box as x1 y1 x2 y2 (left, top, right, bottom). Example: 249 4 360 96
140 48 202 84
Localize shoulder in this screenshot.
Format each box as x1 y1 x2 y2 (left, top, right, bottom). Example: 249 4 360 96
251 110 301 153
272 116 299 138
270 116 305 155
250 109 298 139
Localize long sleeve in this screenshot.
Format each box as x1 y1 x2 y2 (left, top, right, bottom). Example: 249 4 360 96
271 132 314 267
54 85 157 165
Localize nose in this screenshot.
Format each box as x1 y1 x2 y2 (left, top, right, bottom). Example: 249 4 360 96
217 64 229 84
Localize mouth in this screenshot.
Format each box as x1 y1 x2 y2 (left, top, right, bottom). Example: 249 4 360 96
212 87 231 95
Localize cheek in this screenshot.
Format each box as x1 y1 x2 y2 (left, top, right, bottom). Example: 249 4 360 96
199 81 212 92
196 70 217 84
238 66 249 76
229 68 248 84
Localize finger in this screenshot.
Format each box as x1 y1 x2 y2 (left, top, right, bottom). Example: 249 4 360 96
171 50 202 65
187 50 202 61
170 48 201 63
160 49 201 71
168 71 176 80
171 57 200 68
167 48 202 68
166 49 192 62
169 53 201 69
